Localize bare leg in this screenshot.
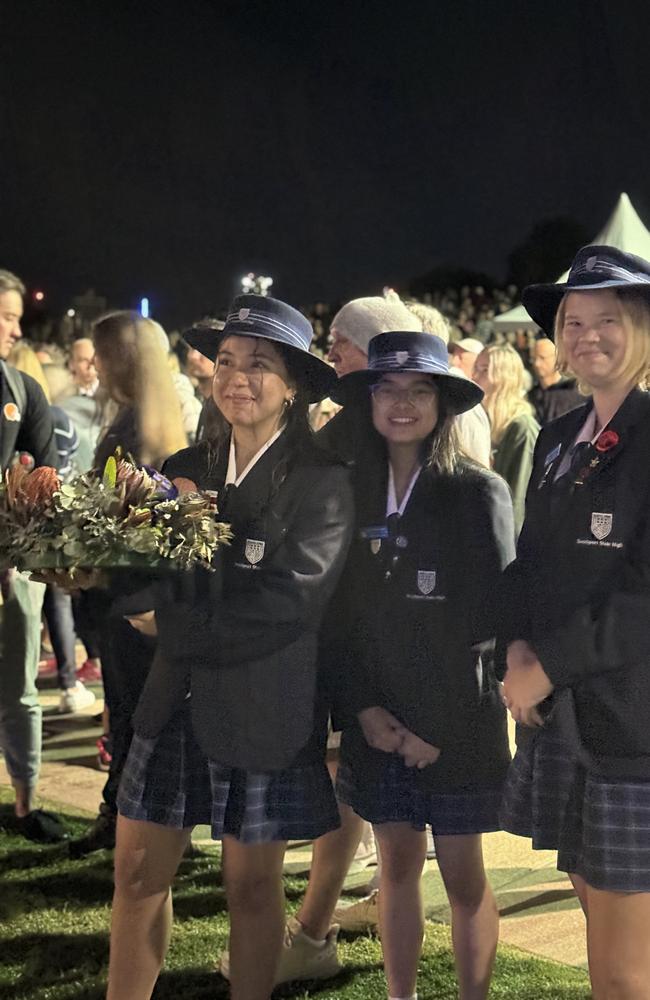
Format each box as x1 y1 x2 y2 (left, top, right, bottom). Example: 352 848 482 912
294 753 366 939
586 885 650 999
434 834 498 1000
374 822 427 998
222 836 287 1000
107 815 191 1000
296 799 365 938
12 778 35 818
569 871 589 916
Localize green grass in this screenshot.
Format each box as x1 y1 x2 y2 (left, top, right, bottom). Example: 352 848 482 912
0 789 591 999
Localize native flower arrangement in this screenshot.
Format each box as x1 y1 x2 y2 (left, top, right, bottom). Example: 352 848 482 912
0 455 232 576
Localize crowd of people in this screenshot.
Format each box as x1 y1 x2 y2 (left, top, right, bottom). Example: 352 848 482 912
1 244 649 1000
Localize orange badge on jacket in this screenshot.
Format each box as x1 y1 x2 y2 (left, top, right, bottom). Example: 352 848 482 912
3 402 21 422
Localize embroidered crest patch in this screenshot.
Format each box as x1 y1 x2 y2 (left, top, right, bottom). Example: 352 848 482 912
244 538 265 564
238 307 251 321
591 512 613 540
417 570 436 595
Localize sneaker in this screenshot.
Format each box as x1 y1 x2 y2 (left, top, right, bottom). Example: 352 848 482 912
333 889 380 932
68 808 116 858
76 659 102 683
353 825 377 868
18 808 69 843
96 734 112 772
58 681 96 714
219 915 342 985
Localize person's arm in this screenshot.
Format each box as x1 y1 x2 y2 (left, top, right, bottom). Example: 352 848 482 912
158 464 354 664
16 374 57 468
496 416 539 535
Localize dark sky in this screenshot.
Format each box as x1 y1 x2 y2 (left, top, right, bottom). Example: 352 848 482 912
3 0 650 324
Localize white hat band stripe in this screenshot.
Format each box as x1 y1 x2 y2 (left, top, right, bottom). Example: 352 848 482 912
225 310 308 349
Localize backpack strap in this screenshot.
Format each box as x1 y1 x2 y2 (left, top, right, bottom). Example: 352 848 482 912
1 361 28 413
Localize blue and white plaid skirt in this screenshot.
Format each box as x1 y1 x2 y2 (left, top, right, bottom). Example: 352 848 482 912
117 707 340 844
501 727 650 892
336 752 503 836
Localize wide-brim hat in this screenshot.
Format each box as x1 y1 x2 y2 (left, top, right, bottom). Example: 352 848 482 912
183 294 336 403
331 331 483 414
523 244 650 339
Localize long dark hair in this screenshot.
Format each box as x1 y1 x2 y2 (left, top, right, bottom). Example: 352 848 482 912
347 379 462 476
202 339 314 489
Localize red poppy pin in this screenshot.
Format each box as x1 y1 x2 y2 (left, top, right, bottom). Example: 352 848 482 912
595 430 620 453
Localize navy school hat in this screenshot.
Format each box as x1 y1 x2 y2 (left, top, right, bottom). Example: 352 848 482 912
183 294 336 403
523 244 650 339
331 331 484 414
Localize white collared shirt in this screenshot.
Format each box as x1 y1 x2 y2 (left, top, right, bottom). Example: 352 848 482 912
386 462 422 517
553 409 608 480
226 428 285 487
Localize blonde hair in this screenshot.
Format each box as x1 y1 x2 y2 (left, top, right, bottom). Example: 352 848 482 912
480 343 533 444
92 311 187 466
8 342 51 403
406 302 451 343
554 289 650 393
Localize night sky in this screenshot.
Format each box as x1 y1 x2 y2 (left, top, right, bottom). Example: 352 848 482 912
3 0 650 324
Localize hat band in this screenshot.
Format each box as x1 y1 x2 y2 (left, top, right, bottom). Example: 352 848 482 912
225 308 310 350
571 257 650 286
369 350 448 374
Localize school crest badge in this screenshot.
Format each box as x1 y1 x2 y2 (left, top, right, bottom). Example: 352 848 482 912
417 570 436 595
591 512 613 540
396 351 410 366
370 538 382 555
245 538 265 564
238 308 251 321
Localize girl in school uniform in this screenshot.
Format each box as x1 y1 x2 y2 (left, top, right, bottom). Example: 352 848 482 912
106 295 353 1000
501 245 650 999
332 331 515 1000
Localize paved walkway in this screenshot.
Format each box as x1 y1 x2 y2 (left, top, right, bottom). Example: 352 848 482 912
0 675 587 971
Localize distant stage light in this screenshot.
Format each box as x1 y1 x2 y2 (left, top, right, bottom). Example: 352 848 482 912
140 297 150 318
34 290 45 302
240 273 274 296
66 308 76 317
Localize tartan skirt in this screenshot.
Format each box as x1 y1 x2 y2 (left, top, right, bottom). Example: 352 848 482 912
117 706 340 844
336 752 503 836
500 727 650 892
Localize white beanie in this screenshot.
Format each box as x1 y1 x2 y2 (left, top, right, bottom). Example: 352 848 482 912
331 291 422 354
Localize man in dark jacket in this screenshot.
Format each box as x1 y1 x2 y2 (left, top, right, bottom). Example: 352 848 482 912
528 337 583 425
0 268 66 842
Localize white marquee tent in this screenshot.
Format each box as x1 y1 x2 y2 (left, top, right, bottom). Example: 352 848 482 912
494 193 650 331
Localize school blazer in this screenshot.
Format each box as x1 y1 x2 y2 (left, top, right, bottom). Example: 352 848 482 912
335 460 516 792
501 388 650 778
132 434 354 772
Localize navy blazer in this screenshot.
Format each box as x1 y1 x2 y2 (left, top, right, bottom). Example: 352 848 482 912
336 459 516 792
132 433 354 771
501 388 650 778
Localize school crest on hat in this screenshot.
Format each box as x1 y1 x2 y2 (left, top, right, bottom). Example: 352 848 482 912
245 538 265 564
417 570 436 595
591 512 613 540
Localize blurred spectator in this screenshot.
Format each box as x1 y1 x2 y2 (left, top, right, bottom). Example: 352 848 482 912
474 343 539 535
449 337 484 378
528 337 583 425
